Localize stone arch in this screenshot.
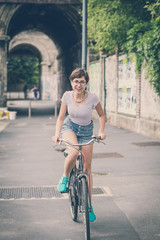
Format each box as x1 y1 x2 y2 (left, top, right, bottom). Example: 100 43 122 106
0 1 82 106
9 30 58 100
0 3 21 35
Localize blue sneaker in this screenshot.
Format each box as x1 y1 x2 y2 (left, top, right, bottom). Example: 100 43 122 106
89 205 96 222
57 176 69 193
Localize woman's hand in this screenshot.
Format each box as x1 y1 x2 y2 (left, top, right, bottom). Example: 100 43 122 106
52 135 59 144
99 132 106 140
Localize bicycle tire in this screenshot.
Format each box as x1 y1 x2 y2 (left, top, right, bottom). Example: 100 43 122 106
81 177 90 240
69 169 78 221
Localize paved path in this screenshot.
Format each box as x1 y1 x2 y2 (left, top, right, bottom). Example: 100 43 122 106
0 113 160 240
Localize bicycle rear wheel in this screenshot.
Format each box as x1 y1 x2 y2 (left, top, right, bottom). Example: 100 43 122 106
81 177 90 240
69 169 78 221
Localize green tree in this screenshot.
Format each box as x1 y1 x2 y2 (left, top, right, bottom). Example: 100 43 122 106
88 0 151 55
125 0 160 95
88 0 160 95
7 57 39 88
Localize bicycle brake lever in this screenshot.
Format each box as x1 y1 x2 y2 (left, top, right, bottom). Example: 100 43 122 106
94 136 106 144
55 138 62 145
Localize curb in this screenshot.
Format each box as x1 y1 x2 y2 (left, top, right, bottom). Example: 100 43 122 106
0 121 10 132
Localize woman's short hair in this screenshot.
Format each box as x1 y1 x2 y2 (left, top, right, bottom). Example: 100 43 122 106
69 68 89 83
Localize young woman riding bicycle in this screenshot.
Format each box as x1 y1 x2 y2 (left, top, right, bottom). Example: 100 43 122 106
52 68 106 222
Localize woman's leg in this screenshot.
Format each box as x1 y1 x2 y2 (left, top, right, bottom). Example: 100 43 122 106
82 144 93 201
62 131 79 177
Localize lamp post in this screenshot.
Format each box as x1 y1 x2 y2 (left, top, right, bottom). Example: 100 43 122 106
82 0 87 70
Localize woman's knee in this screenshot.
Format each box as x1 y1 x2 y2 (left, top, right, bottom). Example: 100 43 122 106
68 149 79 159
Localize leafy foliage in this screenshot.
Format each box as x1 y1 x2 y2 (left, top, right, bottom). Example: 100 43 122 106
88 0 160 95
7 57 39 88
88 0 150 54
125 1 160 95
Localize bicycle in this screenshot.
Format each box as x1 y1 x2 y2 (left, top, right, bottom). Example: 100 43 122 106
57 136 104 240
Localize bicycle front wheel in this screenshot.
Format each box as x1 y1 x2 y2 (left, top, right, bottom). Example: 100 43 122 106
81 177 90 240
69 169 78 221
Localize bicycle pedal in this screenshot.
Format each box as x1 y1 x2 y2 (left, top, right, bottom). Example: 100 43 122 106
58 188 69 194
64 150 68 157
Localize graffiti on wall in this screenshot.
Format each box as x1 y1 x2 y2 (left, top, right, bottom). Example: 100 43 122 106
118 54 136 116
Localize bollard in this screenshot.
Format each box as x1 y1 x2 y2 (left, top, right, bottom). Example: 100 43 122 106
29 101 31 118
55 100 57 118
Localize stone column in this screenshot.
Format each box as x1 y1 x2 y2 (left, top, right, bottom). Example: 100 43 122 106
40 61 49 100
0 35 10 107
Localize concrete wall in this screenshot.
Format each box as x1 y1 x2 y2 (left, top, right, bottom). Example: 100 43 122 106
141 67 160 121
89 53 160 140
105 55 117 113
89 61 101 100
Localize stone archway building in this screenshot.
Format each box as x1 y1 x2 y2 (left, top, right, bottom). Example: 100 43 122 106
0 0 82 106
9 30 58 100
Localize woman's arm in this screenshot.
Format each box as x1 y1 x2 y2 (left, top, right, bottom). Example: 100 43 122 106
95 103 106 140
52 102 67 143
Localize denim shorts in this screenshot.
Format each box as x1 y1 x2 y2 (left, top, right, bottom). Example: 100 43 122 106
61 116 94 144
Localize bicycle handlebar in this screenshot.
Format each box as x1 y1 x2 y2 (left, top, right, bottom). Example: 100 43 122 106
57 136 104 147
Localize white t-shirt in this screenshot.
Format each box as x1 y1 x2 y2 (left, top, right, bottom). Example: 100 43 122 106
61 91 99 125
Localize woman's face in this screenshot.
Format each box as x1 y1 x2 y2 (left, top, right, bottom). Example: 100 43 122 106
71 76 87 94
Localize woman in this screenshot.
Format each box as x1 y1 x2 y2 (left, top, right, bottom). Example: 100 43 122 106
32 85 39 100
52 68 106 222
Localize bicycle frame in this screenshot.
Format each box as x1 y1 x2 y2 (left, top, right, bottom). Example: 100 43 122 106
58 136 102 210
57 136 104 240
75 145 91 211
68 146 91 239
